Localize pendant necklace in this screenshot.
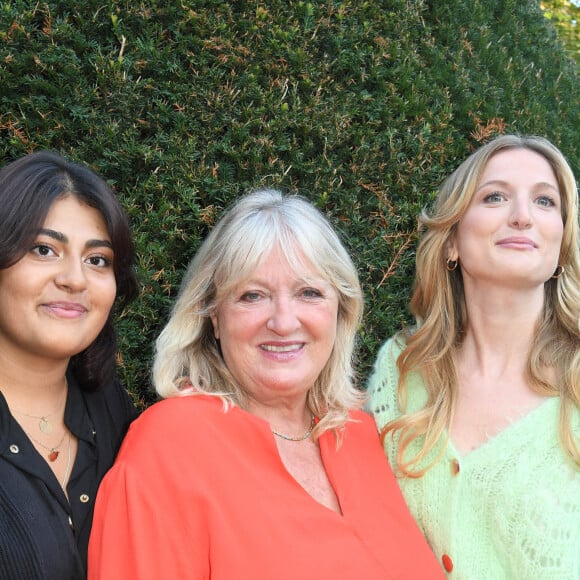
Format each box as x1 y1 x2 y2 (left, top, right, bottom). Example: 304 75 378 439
11 382 68 435
39 416 52 434
271 414 315 442
22 427 67 461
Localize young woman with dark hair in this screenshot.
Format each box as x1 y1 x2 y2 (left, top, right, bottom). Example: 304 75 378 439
0 150 138 579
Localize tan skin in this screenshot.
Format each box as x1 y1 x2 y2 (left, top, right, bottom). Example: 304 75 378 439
451 309 549 455
447 149 563 455
246 398 342 515
211 248 342 514
276 437 341 514
0 196 117 495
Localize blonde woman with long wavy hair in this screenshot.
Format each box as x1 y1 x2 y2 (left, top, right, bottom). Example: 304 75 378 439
368 135 579 579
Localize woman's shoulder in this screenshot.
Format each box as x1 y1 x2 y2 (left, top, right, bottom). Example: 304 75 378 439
366 335 404 407
131 394 224 432
369 333 408 380
98 377 138 417
347 409 377 430
366 332 429 426
111 395 229 467
72 374 136 440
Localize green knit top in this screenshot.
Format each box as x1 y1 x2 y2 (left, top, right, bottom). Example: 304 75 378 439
368 336 580 580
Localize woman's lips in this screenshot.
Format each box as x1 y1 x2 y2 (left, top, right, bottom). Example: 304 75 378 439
42 302 88 318
496 236 537 249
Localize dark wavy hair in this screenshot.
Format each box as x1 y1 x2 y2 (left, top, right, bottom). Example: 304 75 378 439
0 150 138 390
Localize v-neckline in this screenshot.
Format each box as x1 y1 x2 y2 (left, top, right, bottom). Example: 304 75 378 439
236 405 346 518
447 396 557 460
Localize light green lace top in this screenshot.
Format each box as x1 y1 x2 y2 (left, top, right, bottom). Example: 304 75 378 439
368 336 580 580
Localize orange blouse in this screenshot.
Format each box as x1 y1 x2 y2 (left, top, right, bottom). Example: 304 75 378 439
89 395 443 579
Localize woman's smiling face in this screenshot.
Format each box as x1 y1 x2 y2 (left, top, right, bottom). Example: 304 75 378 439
0 195 117 365
448 148 563 289
210 246 339 407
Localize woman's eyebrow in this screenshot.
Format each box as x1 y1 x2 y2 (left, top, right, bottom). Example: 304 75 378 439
38 228 113 249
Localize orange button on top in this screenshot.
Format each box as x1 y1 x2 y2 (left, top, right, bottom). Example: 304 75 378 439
442 554 453 572
450 458 460 476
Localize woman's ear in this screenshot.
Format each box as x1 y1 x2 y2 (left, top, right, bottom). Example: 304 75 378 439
210 311 219 339
445 234 459 262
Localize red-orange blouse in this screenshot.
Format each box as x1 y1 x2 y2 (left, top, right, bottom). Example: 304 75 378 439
88 395 443 579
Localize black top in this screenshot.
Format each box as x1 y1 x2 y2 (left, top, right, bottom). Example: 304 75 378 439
0 372 137 579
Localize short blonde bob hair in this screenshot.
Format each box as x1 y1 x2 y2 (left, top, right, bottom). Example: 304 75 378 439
383 135 580 474
154 189 365 437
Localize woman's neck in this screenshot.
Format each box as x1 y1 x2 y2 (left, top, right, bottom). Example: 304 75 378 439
0 354 69 412
457 282 545 375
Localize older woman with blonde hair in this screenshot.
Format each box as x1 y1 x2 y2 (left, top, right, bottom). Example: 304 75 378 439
368 134 579 579
89 189 443 579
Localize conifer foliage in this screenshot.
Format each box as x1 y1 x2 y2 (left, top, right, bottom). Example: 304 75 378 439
1 1 577 404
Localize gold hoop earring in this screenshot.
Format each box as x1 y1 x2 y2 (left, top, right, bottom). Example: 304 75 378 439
446 258 458 271
551 265 565 279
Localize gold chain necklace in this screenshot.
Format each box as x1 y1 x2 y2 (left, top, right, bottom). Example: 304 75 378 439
60 433 73 490
21 426 67 462
271 414 315 442
11 382 68 435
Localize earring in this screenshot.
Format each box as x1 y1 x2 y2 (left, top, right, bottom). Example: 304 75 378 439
446 258 458 271
551 265 565 279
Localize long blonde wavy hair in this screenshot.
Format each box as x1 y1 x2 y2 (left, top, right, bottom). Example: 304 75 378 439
382 135 580 475
153 189 365 438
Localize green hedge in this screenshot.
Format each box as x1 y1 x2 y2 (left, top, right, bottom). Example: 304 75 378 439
1 0 578 407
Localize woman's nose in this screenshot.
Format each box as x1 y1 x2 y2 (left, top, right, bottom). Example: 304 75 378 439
266 297 301 334
509 198 532 229
54 258 88 292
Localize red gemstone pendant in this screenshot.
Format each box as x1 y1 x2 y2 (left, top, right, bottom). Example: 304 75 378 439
48 450 59 462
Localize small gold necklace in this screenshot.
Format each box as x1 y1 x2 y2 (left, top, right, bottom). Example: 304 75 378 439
16 411 56 435
60 433 73 490
21 426 68 462
271 414 315 442
10 381 68 435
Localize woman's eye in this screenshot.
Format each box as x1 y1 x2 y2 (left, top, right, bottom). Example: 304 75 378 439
31 243 55 257
536 195 556 208
302 287 323 299
483 192 505 203
240 291 262 302
86 255 112 268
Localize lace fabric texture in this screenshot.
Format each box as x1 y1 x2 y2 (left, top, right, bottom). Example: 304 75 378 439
368 337 580 580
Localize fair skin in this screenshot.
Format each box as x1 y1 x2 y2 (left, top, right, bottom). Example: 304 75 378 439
0 195 117 491
447 148 564 455
210 246 342 513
